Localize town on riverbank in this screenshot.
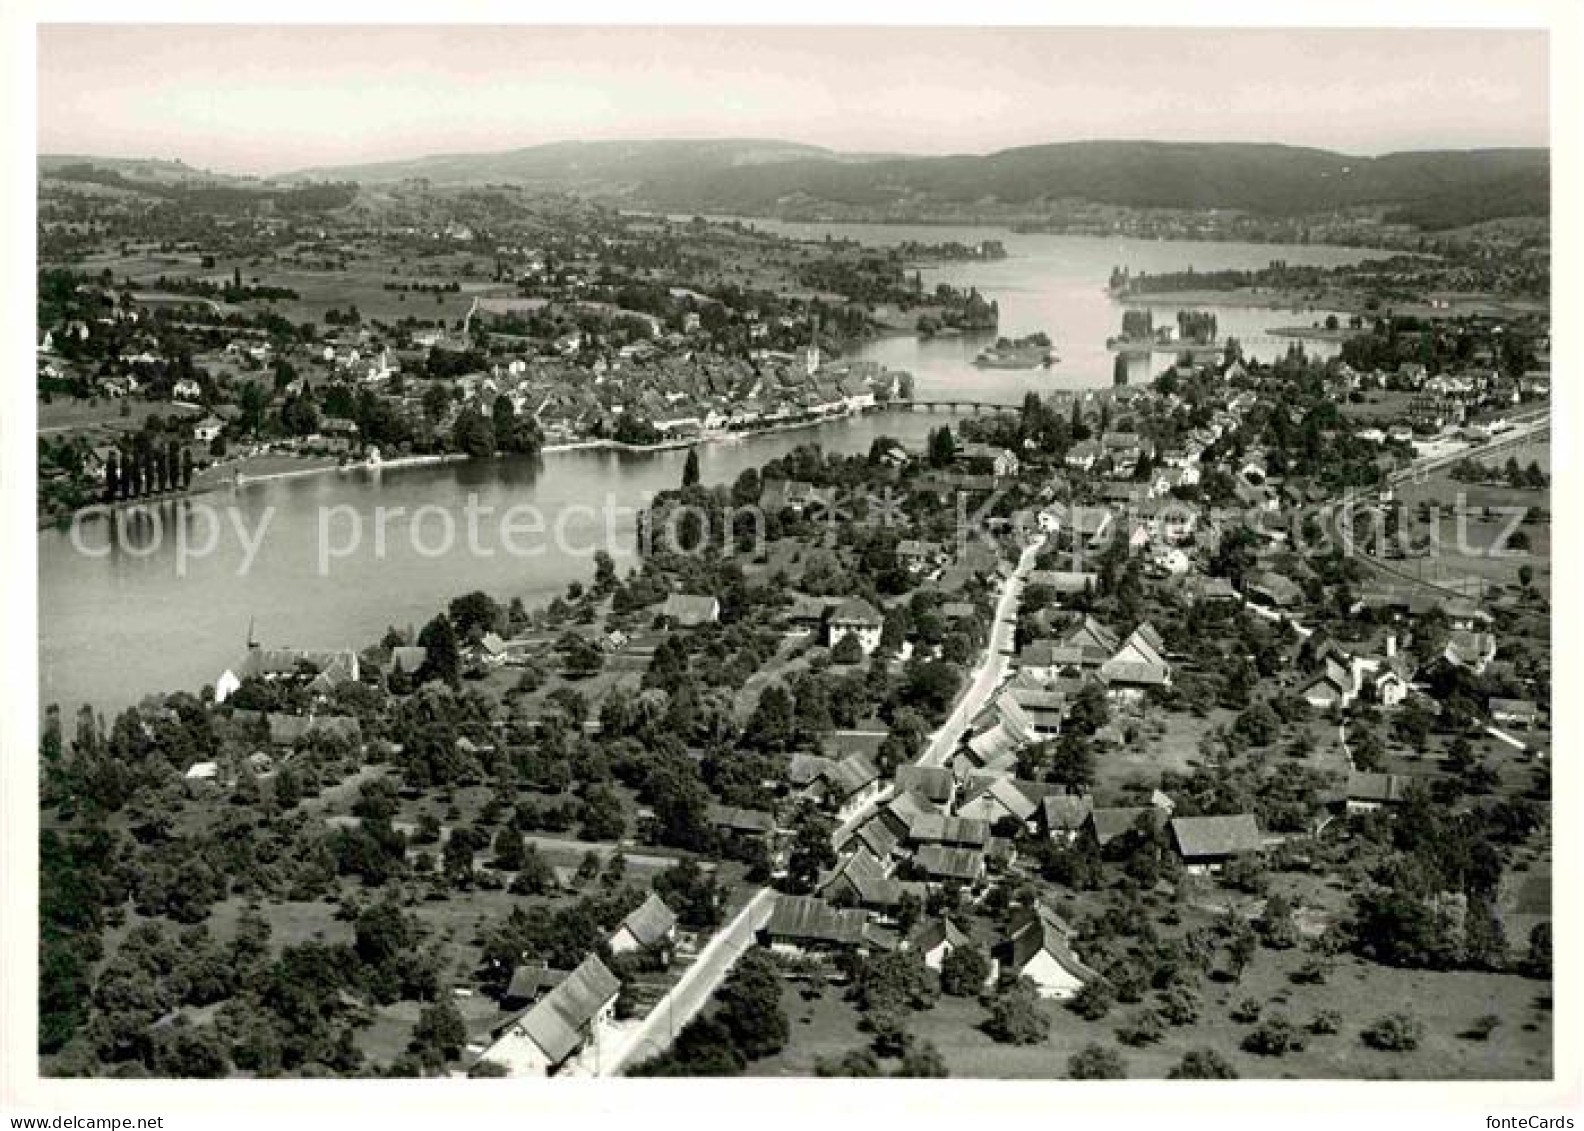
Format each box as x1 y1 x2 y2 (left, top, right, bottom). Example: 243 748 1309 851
40 277 1552 1080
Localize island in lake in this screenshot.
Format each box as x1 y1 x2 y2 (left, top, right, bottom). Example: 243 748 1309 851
973 332 1056 369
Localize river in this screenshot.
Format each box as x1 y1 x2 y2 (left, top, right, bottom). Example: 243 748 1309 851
39 224 1392 717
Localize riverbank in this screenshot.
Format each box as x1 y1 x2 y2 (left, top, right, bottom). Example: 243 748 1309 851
1119 286 1354 312
1267 324 1366 342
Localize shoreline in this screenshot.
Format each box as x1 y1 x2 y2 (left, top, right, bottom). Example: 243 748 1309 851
1117 287 1356 312
40 406 944 525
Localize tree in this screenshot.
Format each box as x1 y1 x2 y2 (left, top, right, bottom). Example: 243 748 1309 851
894 1040 949 1077
1241 1016 1306 1056
831 633 864 665
411 999 467 1067
854 950 938 1014
815 1047 882 1077
1068 978 1115 1021
1225 919 1259 981
1256 892 1300 950
1169 1048 1238 1079
1525 922 1552 979
1361 1012 1423 1051
354 900 414 969
653 859 723 930
452 408 496 457
442 827 478 883
416 616 460 687
984 978 1050 1045
682 447 701 488
448 591 502 638
492 827 525 871
747 685 798 752
1067 1043 1126 1079
714 948 788 1060
422 383 451 424
580 785 627 842
238 382 266 436
939 944 991 997
1049 734 1096 794
928 425 957 468
787 805 836 893
593 551 618 594
509 844 556 896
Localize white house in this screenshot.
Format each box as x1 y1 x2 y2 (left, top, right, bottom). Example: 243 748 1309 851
214 668 242 704
472 954 620 1077
909 918 972 973
607 893 678 958
827 598 884 654
999 903 1098 1000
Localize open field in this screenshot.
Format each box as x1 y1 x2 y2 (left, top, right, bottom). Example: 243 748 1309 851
751 931 1552 1080
37 396 187 435
252 268 509 328
1339 392 1418 425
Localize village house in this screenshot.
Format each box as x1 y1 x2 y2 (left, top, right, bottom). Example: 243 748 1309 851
471 632 510 668
1039 794 1094 844
826 597 884 655
1345 771 1415 814
821 847 910 914
957 442 1020 479
607 893 678 959
659 593 720 627
474 954 620 1077
895 539 945 575
501 963 566 1012
818 750 884 823
1490 697 1541 728
761 894 869 955
1443 630 1498 674
709 804 777 842
1169 813 1264 875
1026 569 1098 602
895 765 956 809
1300 656 1362 711
1062 506 1116 552
955 777 1040 831
1064 440 1102 472
1085 805 1169 858
912 844 987 887
997 902 1098 1000
1247 571 1303 609
1098 622 1172 703
908 918 973 973
192 415 225 443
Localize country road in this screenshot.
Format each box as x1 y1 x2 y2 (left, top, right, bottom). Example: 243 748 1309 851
918 535 1046 767
589 887 775 1077
832 534 1046 845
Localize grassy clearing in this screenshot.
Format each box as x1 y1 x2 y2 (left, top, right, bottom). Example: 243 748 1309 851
37 396 179 435
750 933 1552 1080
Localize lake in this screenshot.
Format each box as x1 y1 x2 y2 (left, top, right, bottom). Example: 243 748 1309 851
39 225 1391 717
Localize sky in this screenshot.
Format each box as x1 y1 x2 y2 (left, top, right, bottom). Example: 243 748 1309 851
36 24 1550 175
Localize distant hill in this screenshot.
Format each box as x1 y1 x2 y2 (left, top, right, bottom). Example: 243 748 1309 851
37 154 252 186
278 138 1550 226
38 157 358 213
42 139 1549 228
283 138 857 189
